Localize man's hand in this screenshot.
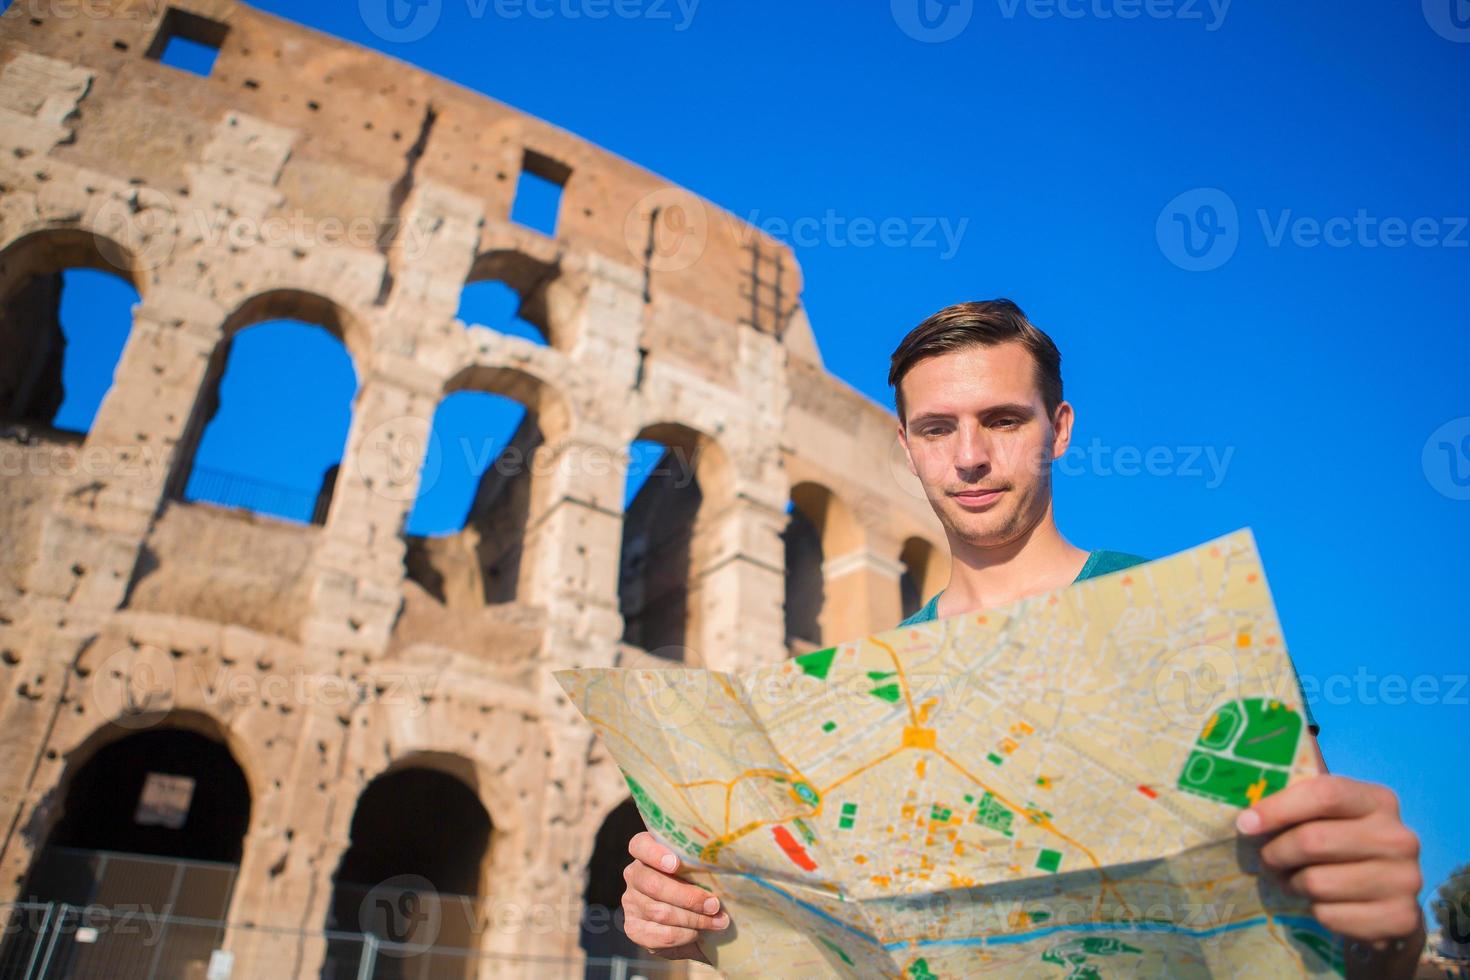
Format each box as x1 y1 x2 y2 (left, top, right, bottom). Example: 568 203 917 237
621 831 729 962
1239 773 1424 976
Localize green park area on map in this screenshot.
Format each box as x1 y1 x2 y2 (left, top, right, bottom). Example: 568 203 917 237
557 528 1345 978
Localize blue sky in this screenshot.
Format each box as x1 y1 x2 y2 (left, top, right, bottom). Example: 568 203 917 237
47 0 1469 926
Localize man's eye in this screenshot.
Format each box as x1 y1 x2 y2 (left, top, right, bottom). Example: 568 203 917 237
993 418 1020 428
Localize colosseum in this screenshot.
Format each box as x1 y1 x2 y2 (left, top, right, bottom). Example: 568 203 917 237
0 2 948 976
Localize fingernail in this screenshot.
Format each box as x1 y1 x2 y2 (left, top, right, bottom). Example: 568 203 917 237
703 896 720 915
1236 809 1261 834
659 853 678 872
713 912 730 929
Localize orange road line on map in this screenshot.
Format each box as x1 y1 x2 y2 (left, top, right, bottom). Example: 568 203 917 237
715 674 810 778
869 637 918 725
1261 910 1310 978
931 746 1132 912
585 712 705 822
671 768 803 836
820 745 909 795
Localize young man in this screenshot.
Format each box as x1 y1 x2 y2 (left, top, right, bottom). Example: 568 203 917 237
619 300 1425 976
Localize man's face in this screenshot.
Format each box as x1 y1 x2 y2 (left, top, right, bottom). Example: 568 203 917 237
897 342 1073 549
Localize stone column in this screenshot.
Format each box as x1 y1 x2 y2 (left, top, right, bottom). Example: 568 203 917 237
22 289 221 611
300 364 441 654
822 546 907 641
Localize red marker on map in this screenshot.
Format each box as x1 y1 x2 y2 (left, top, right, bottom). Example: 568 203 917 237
772 825 817 871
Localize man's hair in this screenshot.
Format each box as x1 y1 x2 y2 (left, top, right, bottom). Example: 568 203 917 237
888 298 1064 426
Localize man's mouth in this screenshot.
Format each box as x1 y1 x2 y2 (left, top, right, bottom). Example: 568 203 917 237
951 487 1006 508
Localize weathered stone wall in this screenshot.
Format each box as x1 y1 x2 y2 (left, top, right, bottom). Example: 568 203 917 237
0 2 947 975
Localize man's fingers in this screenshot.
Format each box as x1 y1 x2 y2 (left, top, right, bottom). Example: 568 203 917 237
1237 775 1385 836
628 831 681 873
1284 859 1425 903
1259 814 1419 871
624 859 723 915
1306 899 1424 944
622 914 701 952
625 893 730 933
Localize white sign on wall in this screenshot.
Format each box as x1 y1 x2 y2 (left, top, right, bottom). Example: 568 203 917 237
133 772 195 829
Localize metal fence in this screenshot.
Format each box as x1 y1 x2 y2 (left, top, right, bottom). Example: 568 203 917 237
182 465 327 525
0 902 679 980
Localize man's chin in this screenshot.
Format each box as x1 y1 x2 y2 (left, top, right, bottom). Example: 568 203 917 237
942 507 1015 548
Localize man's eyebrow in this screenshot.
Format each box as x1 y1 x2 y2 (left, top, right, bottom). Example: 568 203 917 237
907 403 1037 427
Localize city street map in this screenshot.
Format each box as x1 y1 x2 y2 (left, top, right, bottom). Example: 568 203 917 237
556 529 1344 977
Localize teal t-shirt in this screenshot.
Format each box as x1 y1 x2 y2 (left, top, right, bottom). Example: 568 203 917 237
896 549 1320 735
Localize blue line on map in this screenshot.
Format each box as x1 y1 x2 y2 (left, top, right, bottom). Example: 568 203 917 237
737 874 1336 953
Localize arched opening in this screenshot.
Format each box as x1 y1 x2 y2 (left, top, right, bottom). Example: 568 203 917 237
782 500 824 651
784 483 863 654
455 280 547 346
617 424 729 662
6 724 251 976
900 536 942 621
580 799 647 975
0 229 142 435
324 765 492 978
175 299 359 526
460 250 558 347
401 367 570 608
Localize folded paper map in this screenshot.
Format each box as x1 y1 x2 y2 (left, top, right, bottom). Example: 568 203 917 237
556 529 1343 977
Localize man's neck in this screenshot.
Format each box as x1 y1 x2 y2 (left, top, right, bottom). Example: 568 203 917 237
936 512 1090 618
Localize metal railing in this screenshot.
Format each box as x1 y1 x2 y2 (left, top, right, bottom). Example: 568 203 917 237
182 465 328 525
0 902 678 980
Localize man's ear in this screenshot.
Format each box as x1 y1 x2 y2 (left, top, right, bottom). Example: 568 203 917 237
897 420 918 476
1050 401 1075 459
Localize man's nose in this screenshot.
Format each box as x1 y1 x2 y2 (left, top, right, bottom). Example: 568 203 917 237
953 424 991 473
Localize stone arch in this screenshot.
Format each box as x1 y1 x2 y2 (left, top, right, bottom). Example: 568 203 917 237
580 797 646 964
617 420 733 661
169 288 363 525
461 248 561 347
0 226 146 432
784 481 864 651
403 364 576 606
5 715 253 973
323 753 500 976
899 535 946 620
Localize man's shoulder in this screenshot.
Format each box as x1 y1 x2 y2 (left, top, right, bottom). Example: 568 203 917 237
896 592 939 628
1076 549 1150 581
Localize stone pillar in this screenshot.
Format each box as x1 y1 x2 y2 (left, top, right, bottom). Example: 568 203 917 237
22 290 221 611
822 546 907 641
689 491 789 672
300 364 441 653
515 255 645 972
